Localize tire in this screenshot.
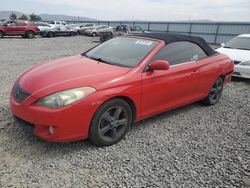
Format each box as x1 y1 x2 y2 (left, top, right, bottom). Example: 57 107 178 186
26 31 35 39
202 77 224 106
69 31 76 36
89 99 132 146
0 31 3 38
92 32 97 37
48 32 54 38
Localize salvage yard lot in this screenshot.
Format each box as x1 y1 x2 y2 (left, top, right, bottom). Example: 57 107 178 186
0 36 250 187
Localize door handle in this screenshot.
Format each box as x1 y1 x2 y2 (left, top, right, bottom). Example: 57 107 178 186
191 70 199 76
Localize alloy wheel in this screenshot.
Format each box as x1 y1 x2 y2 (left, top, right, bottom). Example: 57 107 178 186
209 79 223 103
98 106 128 142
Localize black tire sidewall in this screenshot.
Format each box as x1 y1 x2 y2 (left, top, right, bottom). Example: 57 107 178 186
48 32 54 38
89 99 132 146
26 31 34 39
203 77 224 106
92 32 97 37
209 77 223 104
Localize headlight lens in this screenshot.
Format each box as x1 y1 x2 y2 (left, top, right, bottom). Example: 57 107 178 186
240 61 250 66
36 87 96 108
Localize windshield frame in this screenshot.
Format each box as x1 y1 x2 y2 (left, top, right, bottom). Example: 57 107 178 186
82 36 160 68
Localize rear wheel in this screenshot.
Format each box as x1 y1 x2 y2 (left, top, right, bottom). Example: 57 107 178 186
26 31 35 39
202 77 224 106
0 31 4 38
92 32 97 37
89 99 132 146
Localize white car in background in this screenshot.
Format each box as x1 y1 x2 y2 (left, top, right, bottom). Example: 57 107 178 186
78 23 96 34
216 34 250 79
48 21 68 27
84 25 113 37
35 22 51 33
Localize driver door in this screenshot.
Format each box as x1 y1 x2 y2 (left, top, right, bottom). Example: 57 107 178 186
141 42 200 118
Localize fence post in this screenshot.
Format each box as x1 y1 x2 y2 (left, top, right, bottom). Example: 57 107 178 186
214 24 220 44
189 23 193 36
147 22 151 31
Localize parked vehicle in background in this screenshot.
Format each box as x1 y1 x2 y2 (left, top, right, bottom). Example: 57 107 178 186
10 33 234 146
100 25 145 42
84 25 113 37
216 34 250 79
78 23 95 34
115 25 144 35
69 24 82 33
42 25 77 37
0 20 40 39
35 22 51 34
48 21 68 27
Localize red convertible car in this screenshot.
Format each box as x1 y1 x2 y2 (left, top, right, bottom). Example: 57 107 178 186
10 33 234 146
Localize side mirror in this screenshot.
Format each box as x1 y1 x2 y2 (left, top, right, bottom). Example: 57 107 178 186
221 43 225 47
148 60 170 71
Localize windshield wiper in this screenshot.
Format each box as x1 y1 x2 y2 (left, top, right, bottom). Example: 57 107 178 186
87 56 113 65
224 46 233 49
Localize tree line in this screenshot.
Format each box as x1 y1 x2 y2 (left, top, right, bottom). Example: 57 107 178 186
9 13 42 21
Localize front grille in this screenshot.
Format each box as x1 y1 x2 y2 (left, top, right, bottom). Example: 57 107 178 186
234 61 241 65
12 82 31 103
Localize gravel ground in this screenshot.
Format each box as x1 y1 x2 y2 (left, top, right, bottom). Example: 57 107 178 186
0 36 250 188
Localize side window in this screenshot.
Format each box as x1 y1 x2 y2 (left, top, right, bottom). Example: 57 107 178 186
8 21 16 26
189 43 207 60
16 22 26 26
152 41 208 65
152 42 193 65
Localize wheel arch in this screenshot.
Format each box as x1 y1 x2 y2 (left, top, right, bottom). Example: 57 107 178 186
100 95 137 123
25 30 35 34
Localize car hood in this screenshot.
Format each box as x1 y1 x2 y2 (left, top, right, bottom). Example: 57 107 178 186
216 47 250 62
18 55 130 96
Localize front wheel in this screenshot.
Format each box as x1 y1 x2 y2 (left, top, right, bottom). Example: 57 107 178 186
89 99 132 146
92 32 97 37
26 31 35 39
202 77 224 106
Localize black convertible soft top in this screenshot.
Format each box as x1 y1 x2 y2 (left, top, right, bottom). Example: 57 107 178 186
131 32 216 56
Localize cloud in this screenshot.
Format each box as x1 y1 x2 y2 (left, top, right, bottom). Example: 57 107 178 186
6 0 250 21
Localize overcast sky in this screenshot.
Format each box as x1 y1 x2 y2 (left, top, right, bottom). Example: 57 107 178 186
2 0 250 21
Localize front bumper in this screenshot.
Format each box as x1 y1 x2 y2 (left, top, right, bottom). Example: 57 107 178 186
233 65 250 79
10 93 99 142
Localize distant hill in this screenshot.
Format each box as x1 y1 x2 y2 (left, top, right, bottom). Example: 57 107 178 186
0 11 23 20
0 11 96 21
40 14 96 21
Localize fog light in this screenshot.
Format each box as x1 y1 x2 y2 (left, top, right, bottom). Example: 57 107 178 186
48 126 54 135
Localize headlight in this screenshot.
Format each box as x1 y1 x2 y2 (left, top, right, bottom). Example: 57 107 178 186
240 61 250 66
36 87 96 108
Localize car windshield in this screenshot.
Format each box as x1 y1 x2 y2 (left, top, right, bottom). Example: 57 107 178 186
225 37 250 50
84 37 158 67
